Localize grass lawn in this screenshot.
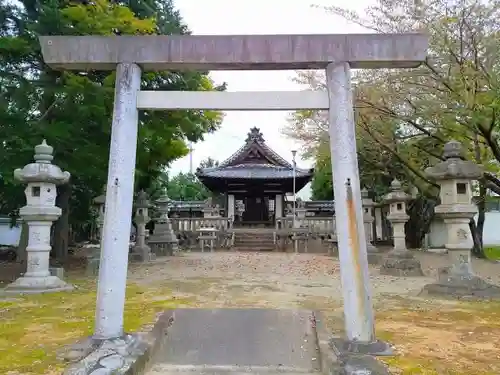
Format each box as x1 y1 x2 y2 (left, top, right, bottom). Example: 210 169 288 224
376 299 500 375
484 245 500 260
1 253 500 375
0 275 193 375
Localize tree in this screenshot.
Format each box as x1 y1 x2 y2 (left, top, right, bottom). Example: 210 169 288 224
166 173 211 201
199 157 219 169
0 0 224 261
286 0 500 252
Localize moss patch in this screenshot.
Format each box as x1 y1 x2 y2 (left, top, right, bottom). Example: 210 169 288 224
484 245 500 260
375 298 500 375
0 277 193 375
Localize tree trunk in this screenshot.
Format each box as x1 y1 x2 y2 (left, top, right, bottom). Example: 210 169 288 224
471 134 486 258
53 184 71 262
406 195 436 248
470 182 486 258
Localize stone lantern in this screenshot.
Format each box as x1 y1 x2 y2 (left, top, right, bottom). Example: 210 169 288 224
422 140 500 298
130 190 154 261
92 185 106 241
361 188 380 264
5 140 72 294
148 192 179 256
379 179 423 276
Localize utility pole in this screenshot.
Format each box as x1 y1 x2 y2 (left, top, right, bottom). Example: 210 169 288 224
189 141 194 174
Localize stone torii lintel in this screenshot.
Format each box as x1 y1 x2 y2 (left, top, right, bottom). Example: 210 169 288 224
38 33 428 71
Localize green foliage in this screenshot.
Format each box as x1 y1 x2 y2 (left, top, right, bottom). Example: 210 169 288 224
0 0 224 248
166 173 210 201
286 0 500 249
199 157 219 169
311 152 333 200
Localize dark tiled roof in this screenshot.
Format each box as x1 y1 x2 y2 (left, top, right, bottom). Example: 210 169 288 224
219 127 292 168
198 163 313 179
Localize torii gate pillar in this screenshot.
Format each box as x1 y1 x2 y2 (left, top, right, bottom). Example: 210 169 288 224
39 34 428 350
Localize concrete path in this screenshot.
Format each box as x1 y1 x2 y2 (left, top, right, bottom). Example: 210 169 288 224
146 309 322 375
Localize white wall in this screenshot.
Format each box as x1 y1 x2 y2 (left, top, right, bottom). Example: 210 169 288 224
0 220 21 246
428 211 500 247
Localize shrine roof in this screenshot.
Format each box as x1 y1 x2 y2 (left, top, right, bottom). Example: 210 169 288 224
196 127 314 180
198 163 313 180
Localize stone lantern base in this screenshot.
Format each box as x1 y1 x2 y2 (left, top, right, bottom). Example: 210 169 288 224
129 244 156 262
4 274 73 294
379 249 424 277
366 242 381 265
420 267 500 300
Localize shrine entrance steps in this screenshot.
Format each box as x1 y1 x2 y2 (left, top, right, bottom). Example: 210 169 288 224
145 309 325 375
231 228 276 252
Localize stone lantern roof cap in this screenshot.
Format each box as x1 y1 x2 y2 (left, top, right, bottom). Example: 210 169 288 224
425 140 482 181
156 192 170 205
384 179 411 203
136 190 150 208
14 139 70 185
93 184 107 205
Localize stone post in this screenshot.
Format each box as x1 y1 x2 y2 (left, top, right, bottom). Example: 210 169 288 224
275 194 283 218
5 140 72 294
148 193 179 256
94 63 141 340
326 62 387 354
374 205 383 241
422 140 500 299
130 190 154 262
93 185 106 241
227 194 235 219
361 188 380 264
86 185 106 276
379 180 423 276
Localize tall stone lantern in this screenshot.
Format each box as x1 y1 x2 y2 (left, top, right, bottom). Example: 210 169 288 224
379 179 423 276
422 140 500 299
130 190 154 261
93 185 106 241
361 188 380 264
5 140 73 294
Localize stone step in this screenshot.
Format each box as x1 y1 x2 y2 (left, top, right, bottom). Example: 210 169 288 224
234 242 275 248
232 247 276 252
234 239 275 244
146 364 320 375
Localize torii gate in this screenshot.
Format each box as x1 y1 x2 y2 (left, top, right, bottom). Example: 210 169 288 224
39 34 427 346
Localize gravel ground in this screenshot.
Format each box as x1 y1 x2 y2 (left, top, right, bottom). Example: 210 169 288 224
127 251 500 308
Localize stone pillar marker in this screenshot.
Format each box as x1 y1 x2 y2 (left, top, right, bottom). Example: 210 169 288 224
422 140 500 299
379 179 423 277
5 140 72 294
130 190 154 262
361 188 380 264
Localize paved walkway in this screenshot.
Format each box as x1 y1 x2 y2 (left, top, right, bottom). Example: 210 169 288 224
146 309 322 375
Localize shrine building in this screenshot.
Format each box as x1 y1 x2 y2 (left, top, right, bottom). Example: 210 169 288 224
196 127 314 227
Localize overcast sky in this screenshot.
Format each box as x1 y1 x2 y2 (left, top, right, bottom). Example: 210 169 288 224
171 0 370 198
